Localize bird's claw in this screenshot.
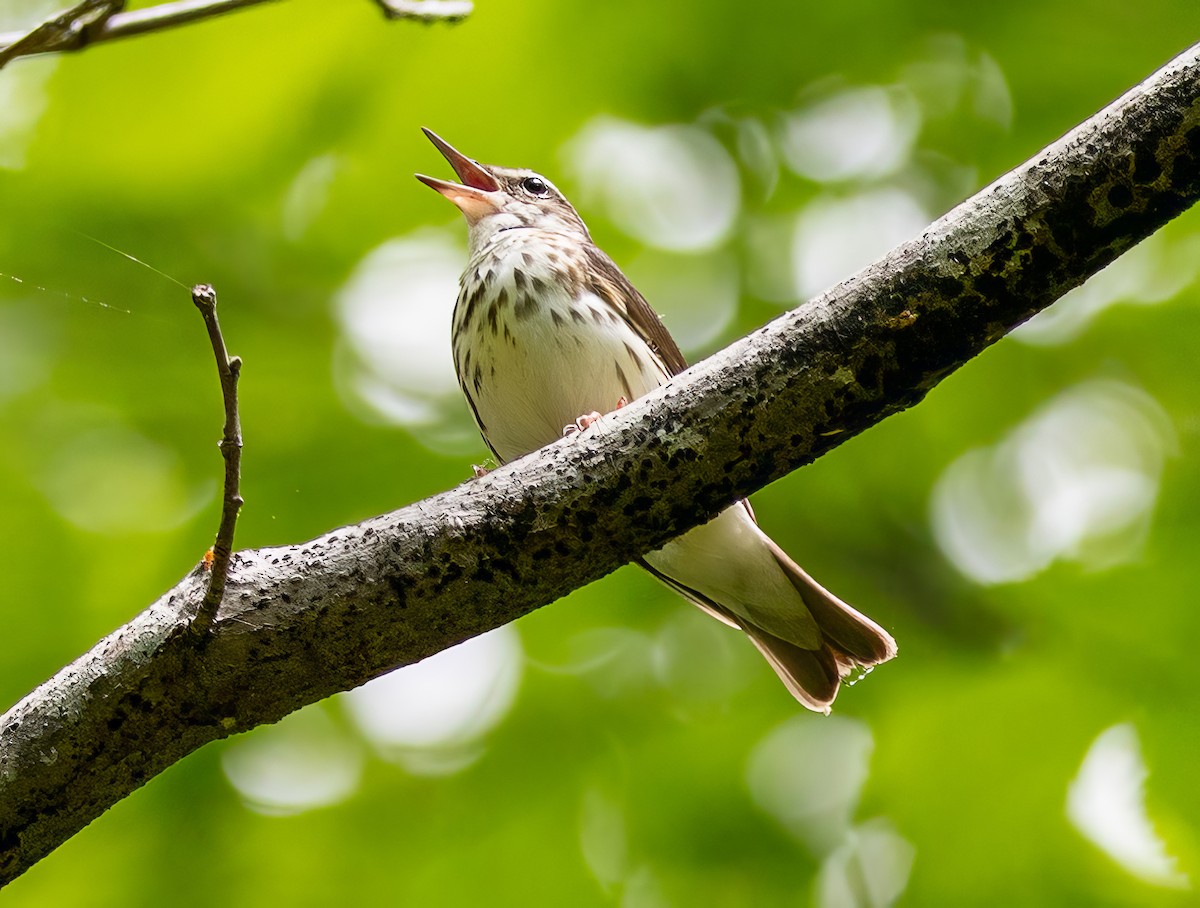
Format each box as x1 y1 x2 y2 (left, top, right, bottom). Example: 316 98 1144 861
562 410 603 438
562 399 631 438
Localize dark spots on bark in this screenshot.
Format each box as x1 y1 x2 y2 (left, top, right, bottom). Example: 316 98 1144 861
858 352 883 393
1107 182 1134 209
585 470 633 513
1184 125 1200 158
1020 241 1064 295
0 826 20 854
1013 228 1035 251
971 270 1008 304
926 275 963 302
1133 144 1162 184
983 228 1014 262
426 559 461 595
622 495 653 518
775 339 810 374
653 497 692 533
386 574 407 609
665 447 697 471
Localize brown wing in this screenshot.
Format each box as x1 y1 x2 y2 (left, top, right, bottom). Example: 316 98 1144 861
583 244 688 377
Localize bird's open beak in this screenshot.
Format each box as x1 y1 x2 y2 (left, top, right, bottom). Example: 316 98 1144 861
415 128 503 225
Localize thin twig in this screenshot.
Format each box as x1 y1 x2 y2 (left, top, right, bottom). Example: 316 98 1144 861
190 284 243 638
0 0 121 68
373 0 473 23
0 0 469 68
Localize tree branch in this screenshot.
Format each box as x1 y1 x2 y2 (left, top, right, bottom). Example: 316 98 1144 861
0 0 470 68
3 38 1200 888
372 0 473 23
190 284 244 638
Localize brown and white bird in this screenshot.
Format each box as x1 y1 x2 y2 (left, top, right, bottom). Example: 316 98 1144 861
416 128 897 712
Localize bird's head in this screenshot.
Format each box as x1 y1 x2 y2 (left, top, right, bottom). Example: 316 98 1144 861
416 128 591 254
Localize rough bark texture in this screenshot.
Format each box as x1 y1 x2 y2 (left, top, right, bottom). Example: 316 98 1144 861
4 40 1200 888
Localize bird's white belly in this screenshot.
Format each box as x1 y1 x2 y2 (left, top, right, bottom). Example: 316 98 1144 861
461 289 665 463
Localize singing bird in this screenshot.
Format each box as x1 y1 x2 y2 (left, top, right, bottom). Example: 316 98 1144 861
416 129 896 712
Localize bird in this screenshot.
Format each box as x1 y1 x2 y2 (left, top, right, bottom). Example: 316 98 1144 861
416 128 897 712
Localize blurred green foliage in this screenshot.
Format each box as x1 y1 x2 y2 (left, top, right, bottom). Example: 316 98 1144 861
3 0 1200 905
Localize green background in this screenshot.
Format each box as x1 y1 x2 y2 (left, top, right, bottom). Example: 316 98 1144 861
2 0 1200 905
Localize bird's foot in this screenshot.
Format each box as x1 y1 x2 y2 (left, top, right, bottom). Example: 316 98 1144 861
562 399 630 438
562 410 603 438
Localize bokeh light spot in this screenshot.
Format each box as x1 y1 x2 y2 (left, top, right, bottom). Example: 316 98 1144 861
815 818 916 908
792 188 929 299
282 153 341 242
579 787 628 890
333 229 479 453
564 117 741 252
780 85 920 184
221 705 364 817
342 626 522 776
0 302 55 404
746 715 874 855
931 380 1175 584
1067 723 1189 889
38 419 210 534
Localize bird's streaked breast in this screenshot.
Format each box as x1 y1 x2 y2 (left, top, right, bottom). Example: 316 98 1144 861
452 231 667 463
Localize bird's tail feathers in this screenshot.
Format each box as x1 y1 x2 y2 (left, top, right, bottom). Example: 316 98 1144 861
759 534 898 667
742 624 842 714
641 550 895 713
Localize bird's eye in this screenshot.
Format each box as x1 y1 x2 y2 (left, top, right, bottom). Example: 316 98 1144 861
521 176 549 196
